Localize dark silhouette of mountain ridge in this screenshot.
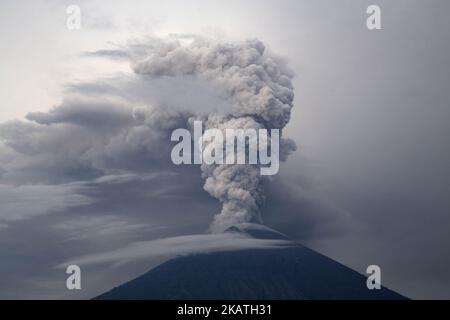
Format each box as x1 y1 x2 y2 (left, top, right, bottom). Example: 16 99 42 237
95 223 407 300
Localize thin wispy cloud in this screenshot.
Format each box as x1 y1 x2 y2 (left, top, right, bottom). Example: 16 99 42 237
0 183 94 225
59 232 292 267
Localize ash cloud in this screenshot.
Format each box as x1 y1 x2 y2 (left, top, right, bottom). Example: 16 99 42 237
129 36 297 231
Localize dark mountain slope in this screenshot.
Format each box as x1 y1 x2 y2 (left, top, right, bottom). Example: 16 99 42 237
95 224 407 300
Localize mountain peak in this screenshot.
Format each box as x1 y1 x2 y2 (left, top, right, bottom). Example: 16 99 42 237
224 223 290 240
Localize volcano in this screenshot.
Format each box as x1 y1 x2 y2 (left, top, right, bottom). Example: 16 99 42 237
95 224 406 300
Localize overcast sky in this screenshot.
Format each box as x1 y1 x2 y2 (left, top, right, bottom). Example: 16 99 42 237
1 0 450 299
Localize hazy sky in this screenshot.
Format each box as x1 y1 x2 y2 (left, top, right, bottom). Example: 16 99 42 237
1 0 450 299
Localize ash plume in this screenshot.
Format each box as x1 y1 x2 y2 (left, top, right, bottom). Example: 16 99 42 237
130 36 296 231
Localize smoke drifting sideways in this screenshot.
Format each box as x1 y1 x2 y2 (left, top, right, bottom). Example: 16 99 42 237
128 36 296 231
0 36 296 232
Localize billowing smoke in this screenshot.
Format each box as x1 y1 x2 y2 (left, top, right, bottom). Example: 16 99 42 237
129 36 296 231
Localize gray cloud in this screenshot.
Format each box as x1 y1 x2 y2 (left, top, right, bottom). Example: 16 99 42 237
26 99 134 129
59 232 291 267
0 102 190 185
83 49 130 61
0 183 94 225
52 215 153 241
262 172 353 243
